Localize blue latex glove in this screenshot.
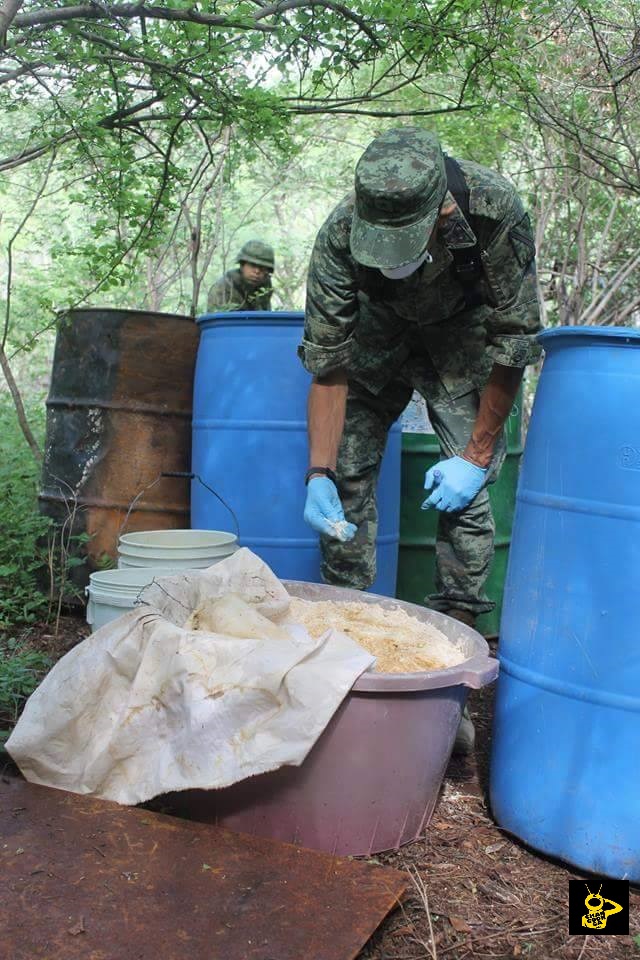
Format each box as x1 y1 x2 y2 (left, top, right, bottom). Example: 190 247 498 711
422 456 487 513
304 476 357 541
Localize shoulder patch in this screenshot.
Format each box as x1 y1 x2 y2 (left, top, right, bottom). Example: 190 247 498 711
459 159 517 221
326 192 355 250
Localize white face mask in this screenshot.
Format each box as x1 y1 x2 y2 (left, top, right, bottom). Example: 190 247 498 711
380 249 433 280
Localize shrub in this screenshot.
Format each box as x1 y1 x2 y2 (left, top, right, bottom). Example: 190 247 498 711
0 637 51 744
0 398 51 631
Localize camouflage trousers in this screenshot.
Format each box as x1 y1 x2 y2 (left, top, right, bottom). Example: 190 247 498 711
320 357 506 616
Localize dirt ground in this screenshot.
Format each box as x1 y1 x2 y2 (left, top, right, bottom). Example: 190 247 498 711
7 617 640 960
359 665 640 960
19 613 91 661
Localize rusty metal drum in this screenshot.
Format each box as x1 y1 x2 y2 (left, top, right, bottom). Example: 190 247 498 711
39 308 199 591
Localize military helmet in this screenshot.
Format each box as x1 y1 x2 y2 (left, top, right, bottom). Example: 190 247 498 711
237 239 275 271
350 127 447 270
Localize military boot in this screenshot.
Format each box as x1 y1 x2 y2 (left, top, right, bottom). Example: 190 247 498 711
445 608 477 756
453 706 475 756
446 607 476 629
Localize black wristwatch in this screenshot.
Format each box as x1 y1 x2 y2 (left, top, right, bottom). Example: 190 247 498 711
305 466 338 486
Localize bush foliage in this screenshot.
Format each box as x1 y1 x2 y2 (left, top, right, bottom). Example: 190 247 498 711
0 397 51 631
0 638 51 745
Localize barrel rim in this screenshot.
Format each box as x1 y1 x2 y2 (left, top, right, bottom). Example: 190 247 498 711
197 310 305 328
538 325 640 346
57 307 195 324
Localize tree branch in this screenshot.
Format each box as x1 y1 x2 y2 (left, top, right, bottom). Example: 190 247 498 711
580 250 640 326
0 0 23 47
0 93 164 170
0 60 45 83
13 3 276 32
253 0 379 43
291 103 480 117
2 150 55 351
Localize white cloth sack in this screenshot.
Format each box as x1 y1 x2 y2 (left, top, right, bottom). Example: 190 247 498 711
6 549 374 805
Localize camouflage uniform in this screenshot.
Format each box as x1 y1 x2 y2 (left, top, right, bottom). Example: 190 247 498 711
207 267 272 313
299 130 542 616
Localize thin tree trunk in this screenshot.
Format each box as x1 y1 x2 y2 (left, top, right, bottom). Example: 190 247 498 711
0 0 23 46
581 250 640 325
0 344 42 461
188 125 231 316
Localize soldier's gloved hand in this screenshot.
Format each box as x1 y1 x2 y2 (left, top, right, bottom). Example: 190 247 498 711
422 456 487 513
304 477 357 542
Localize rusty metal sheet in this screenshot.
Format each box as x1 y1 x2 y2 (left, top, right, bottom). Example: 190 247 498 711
39 308 200 594
0 778 407 960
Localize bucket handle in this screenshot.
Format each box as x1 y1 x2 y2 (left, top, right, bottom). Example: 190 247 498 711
457 655 499 689
163 472 240 541
117 472 240 543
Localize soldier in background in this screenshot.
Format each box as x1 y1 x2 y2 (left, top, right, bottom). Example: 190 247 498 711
207 240 275 312
299 127 542 753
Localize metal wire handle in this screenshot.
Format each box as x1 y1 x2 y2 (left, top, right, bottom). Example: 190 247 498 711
117 471 240 544
162 472 240 540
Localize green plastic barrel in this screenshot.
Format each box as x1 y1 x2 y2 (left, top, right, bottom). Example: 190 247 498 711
396 395 523 637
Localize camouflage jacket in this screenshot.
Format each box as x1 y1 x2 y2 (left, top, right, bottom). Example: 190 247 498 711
207 268 272 313
300 159 542 397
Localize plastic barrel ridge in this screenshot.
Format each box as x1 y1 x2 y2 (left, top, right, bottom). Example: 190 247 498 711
39 309 200 592
191 311 401 596
396 391 523 636
490 325 640 881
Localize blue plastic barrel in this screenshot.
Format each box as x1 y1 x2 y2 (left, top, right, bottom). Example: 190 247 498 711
490 326 640 880
191 311 401 595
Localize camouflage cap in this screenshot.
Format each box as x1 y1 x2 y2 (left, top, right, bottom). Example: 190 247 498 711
350 128 447 269
237 239 275 270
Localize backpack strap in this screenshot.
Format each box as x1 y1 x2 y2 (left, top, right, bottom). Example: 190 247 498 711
443 154 485 309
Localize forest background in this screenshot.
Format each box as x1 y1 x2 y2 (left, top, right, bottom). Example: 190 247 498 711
0 0 638 667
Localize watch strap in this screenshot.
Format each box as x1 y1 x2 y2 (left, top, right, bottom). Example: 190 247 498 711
305 466 338 486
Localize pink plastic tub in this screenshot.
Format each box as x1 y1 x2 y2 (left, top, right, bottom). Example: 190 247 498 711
166 582 499 856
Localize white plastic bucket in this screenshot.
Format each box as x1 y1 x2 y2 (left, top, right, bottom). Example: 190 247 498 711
86 567 170 631
117 529 238 570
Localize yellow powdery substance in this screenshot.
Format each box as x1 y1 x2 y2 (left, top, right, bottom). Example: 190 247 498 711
285 597 465 674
